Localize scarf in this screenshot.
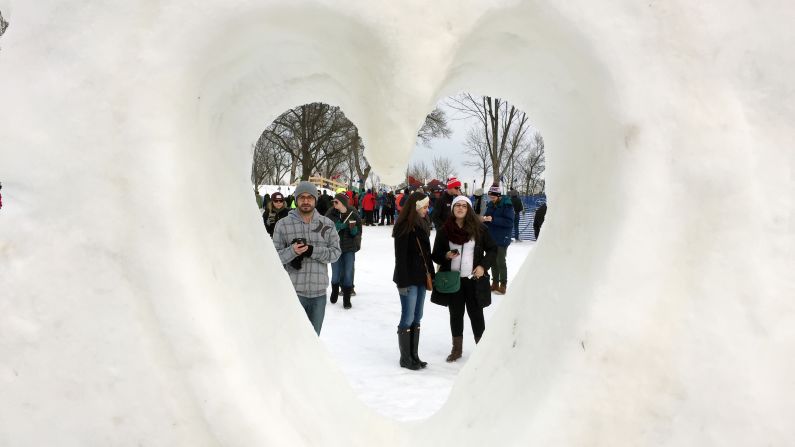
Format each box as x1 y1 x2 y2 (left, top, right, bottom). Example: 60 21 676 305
443 219 471 245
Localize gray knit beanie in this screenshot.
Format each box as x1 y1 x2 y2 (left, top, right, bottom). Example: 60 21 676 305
294 181 319 199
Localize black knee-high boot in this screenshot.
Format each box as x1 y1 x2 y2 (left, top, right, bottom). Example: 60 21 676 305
398 328 421 370
410 325 427 368
330 284 339 304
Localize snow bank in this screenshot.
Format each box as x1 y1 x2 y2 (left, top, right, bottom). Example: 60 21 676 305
1 0 793 446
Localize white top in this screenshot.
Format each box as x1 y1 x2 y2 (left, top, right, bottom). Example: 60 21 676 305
449 239 476 278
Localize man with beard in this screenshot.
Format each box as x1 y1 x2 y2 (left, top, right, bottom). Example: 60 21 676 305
273 181 341 335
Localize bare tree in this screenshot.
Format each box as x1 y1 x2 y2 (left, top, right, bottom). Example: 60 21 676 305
407 160 432 183
348 130 373 190
462 129 493 189
260 102 357 181
431 156 457 182
516 132 546 194
417 107 452 146
317 147 348 181
251 133 292 186
447 94 532 183
505 112 531 189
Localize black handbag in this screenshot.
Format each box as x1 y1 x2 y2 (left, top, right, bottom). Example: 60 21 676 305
474 273 492 308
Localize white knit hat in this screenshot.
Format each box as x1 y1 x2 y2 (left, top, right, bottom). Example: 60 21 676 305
451 195 472 208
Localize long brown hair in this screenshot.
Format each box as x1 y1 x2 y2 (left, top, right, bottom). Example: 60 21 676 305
393 191 430 237
449 201 483 240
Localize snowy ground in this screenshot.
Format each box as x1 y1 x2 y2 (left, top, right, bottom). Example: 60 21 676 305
315 224 534 421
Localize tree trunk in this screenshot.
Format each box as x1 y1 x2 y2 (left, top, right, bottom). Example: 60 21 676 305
289 157 298 184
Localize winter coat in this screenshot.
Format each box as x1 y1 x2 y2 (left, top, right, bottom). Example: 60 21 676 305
511 195 524 213
431 191 456 230
325 207 362 253
316 194 333 216
264 206 290 237
362 193 377 211
485 196 515 247
393 226 435 288
430 224 497 307
533 203 547 236
273 209 342 297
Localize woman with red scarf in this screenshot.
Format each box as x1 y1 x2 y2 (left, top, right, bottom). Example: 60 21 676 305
431 195 497 362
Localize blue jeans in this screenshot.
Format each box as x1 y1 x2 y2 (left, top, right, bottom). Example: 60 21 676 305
298 295 327 335
331 251 355 288
398 285 426 329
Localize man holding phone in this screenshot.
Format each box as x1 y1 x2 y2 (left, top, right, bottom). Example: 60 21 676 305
273 181 341 335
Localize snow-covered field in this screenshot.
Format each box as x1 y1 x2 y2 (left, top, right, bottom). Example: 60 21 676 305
318 225 534 421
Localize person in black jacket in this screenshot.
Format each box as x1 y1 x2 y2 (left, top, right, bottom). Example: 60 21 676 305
533 201 547 239
392 191 434 370
316 190 333 217
431 195 497 362
264 192 289 237
325 193 362 309
431 177 462 230
509 189 524 242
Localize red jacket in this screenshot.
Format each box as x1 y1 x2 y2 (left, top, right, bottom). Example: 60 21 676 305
362 193 376 211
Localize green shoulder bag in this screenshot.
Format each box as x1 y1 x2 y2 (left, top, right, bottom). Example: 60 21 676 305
434 270 461 294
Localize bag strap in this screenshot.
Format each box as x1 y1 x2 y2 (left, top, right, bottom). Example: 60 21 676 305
415 237 430 275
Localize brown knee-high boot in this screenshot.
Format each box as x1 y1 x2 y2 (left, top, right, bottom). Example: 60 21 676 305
446 336 463 362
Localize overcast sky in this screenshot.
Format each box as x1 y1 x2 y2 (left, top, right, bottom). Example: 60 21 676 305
407 99 539 191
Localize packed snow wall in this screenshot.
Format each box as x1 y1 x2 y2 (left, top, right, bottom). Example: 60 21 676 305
1 0 793 446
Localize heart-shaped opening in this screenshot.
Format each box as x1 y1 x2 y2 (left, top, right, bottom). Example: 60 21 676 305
251 96 545 420
166 3 625 442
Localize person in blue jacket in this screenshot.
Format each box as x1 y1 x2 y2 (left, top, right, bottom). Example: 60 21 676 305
483 184 514 295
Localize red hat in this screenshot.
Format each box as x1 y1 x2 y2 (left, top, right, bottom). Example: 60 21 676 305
446 177 462 189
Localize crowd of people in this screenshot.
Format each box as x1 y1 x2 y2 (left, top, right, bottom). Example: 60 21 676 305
262 178 546 371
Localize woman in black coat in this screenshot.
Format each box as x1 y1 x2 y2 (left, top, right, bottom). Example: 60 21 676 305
392 191 434 370
264 192 289 237
431 195 497 362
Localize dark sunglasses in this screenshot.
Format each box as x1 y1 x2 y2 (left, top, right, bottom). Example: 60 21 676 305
272 199 284 203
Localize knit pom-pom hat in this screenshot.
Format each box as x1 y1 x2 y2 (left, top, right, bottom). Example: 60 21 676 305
446 177 462 189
